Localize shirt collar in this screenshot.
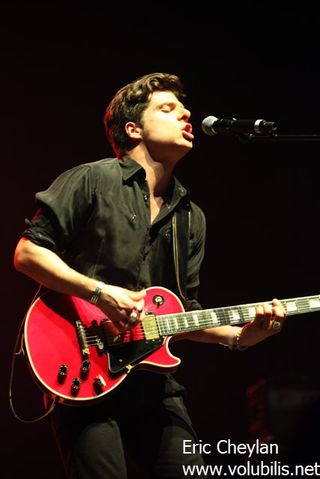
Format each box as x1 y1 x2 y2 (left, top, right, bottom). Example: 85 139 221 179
120 155 189 204
120 155 146 181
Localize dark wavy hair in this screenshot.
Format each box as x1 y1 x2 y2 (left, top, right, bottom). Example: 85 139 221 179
104 72 186 158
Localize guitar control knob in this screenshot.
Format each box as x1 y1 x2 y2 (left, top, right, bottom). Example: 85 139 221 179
80 359 91 380
153 294 164 306
93 375 106 395
71 378 81 396
57 364 68 384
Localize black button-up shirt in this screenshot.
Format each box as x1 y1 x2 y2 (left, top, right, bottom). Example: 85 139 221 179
23 156 206 307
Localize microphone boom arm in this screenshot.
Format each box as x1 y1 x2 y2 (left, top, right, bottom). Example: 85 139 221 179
242 133 320 142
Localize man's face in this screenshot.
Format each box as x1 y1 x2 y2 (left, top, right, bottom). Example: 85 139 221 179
138 90 194 162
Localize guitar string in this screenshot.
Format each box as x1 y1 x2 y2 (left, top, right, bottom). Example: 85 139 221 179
157 298 319 328
157 306 320 335
81 297 320 344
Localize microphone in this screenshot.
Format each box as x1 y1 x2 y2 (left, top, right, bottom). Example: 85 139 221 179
201 116 278 136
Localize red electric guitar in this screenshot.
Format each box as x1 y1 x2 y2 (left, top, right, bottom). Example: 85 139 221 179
22 286 320 405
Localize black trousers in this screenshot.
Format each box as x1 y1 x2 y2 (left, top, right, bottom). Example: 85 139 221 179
50 372 206 479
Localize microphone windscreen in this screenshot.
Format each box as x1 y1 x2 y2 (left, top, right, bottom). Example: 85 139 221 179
201 116 218 136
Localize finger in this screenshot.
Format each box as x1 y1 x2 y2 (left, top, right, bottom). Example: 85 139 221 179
254 305 264 328
130 289 147 301
272 305 286 319
130 311 139 321
262 304 273 317
135 304 145 320
124 297 145 313
126 310 141 327
255 304 272 330
272 299 287 317
255 305 264 320
272 298 283 307
115 319 130 332
115 309 142 331
111 309 132 331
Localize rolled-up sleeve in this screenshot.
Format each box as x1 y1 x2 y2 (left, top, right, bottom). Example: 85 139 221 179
22 164 95 254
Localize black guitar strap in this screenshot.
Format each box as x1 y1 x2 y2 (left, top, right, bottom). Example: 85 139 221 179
172 203 191 308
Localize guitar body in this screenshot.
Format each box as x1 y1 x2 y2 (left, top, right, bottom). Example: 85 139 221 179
23 287 184 405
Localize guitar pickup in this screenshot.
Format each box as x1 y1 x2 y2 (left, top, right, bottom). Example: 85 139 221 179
142 314 160 340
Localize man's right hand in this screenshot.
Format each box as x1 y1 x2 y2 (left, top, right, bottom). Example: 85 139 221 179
97 284 146 331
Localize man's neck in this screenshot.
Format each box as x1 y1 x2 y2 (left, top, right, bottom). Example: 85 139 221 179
128 150 175 197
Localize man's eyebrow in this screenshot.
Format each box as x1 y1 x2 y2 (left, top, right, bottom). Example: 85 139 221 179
159 100 184 108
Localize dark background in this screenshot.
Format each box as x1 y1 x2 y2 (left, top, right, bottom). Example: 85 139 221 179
2 3 320 477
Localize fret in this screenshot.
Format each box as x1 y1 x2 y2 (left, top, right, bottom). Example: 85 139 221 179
247 307 257 319
211 309 229 326
285 301 297 312
283 295 320 315
308 298 320 309
229 309 241 324
192 313 200 327
210 311 218 324
164 317 170 332
183 316 189 329
168 316 179 332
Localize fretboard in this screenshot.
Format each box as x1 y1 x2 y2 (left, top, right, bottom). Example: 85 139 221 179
156 294 320 337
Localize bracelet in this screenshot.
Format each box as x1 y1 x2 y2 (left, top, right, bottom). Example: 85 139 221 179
231 327 249 351
89 281 106 305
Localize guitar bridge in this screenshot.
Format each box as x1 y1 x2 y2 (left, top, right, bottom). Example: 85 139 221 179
75 320 90 356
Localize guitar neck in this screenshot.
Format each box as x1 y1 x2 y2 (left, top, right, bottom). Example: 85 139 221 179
156 294 320 337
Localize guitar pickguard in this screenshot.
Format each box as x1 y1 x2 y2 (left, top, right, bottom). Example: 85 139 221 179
108 338 164 373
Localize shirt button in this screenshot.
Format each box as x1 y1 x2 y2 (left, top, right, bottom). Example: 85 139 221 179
143 194 148 202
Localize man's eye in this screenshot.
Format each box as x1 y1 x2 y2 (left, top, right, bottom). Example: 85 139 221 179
161 105 172 112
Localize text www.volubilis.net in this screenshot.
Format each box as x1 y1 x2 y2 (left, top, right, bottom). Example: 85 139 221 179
182 460 320 477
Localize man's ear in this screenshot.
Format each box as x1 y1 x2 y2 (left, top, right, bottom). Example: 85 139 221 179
125 122 142 140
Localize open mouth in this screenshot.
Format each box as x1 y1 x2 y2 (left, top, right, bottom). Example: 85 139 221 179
182 123 194 141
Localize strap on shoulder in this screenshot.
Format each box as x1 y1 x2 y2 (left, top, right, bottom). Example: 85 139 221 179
172 205 191 308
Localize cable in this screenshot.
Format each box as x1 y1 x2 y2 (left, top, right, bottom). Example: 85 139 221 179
8 286 57 423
